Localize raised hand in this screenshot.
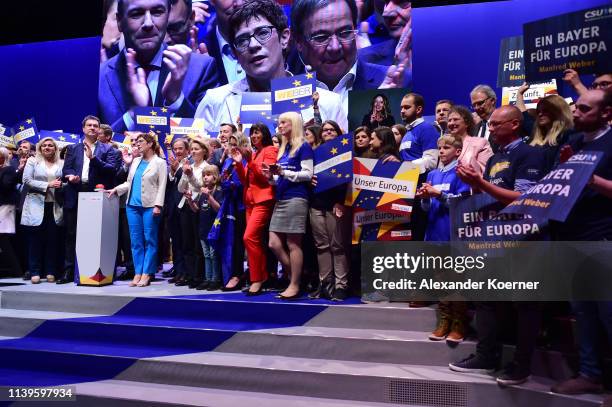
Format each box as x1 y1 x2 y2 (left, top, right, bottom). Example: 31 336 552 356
121 148 133 165
183 162 193 177
162 44 192 105
189 26 209 55
126 48 151 107
192 1 211 24
379 63 406 89
312 91 319 108
229 147 243 163
84 143 94 160
518 82 530 95
394 24 412 69
169 154 180 172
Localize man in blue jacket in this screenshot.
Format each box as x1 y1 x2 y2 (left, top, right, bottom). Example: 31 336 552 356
59 115 119 284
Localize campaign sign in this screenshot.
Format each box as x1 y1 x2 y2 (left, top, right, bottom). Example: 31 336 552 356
170 117 206 138
313 134 353 193
523 5 612 82
134 107 170 134
352 208 412 243
271 72 316 115
350 157 419 215
39 130 79 149
501 79 558 109
12 118 39 144
240 92 277 134
0 123 14 148
450 193 547 242
501 151 603 222
112 133 132 150
498 35 526 88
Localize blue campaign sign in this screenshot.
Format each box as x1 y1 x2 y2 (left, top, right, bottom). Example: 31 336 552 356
498 35 526 88
133 107 171 157
39 130 79 149
240 92 277 134
501 151 603 222
313 134 353 193
12 118 39 144
271 73 316 115
523 5 612 82
450 193 548 242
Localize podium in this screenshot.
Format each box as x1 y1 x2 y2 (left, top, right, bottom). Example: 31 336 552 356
75 192 119 286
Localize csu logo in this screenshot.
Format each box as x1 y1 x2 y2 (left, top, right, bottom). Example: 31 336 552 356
585 7 611 20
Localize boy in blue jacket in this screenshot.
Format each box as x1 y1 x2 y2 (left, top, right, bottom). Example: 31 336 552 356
417 135 470 342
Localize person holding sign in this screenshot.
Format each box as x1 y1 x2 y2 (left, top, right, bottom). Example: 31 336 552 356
450 105 545 386
264 112 313 300
194 0 347 134
108 133 168 287
551 89 612 396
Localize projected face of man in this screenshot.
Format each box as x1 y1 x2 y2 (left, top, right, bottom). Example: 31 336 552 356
297 0 357 90
166 0 192 45
382 0 411 39
118 0 170 62
211 0 244 39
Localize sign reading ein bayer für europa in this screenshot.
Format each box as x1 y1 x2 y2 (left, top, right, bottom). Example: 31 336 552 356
502 151 603 222
523 5 612 83
498 35 526 88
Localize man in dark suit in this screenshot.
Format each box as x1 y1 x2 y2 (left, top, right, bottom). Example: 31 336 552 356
59 115 119 284
98 0 220 133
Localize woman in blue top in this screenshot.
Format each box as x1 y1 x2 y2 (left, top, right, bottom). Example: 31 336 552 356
264 112 313 300
109 133 168 287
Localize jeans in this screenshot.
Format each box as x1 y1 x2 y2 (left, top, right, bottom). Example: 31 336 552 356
573 301 612 379
126 205 160 276
28 203 59 277
201 239 220 283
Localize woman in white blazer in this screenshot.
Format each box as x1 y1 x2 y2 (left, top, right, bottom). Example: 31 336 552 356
21 137 64 284
109 133 168 287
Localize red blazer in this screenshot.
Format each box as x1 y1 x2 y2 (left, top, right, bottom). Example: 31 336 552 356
235 145 278 206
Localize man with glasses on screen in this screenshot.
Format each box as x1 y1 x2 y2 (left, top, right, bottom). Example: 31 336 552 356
291 0 402 112
99 0 219 132
194 0 347 132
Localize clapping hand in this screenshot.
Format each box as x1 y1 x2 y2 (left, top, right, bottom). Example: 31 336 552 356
230 147 243 163
84 143 94 160
183 162 193 177
121 148 133 165
262 163 272 180
456 162 482 187
67 174 81 184
49 177 62 189
189 25 209 55
126 48 150 107
192 1 211 24
162 44 192 104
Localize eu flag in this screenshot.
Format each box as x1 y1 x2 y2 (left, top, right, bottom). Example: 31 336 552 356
12 118 39 144
314 133 353 193
271 72 316 115
170 117 206 138
134 107 171 158
112 133 132 150
0 123 15 148
240 92 277 134
39 130 79 149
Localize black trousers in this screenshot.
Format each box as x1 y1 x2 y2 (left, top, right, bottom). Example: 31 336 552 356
0 234 21 277
475 301 541 369
117 207 134 272
179 206 203 281
28 203 60 277
168 210 185 278
230 210 246 279
63 208 78 277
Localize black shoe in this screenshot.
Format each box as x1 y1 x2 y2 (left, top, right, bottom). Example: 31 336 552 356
56 275 74 285
246 286 264 296
276 292 302 300
188 280 202 289
162 267 175 278
332 288 348 301
22 271 31 281
222 278 244 292
449 354 496 374
117 271 135 281
175 279 189 287
496 362 530 386
196 281 210 290
206 281 222 291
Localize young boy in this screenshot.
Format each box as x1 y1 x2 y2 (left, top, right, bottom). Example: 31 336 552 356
417 135 470 342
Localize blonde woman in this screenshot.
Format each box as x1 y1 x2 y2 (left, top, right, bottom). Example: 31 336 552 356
177 136 210 288
263 112 313 300
109 133 168 287
21 137 64 283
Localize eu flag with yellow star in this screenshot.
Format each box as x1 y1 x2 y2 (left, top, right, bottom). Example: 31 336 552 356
112 133 132 150
134 107 171 158
349 157 420 215
240 92 277 133
313 133 353 193
39 130 79 149
12 118 39 144
271 72 316 115
0 123 15 148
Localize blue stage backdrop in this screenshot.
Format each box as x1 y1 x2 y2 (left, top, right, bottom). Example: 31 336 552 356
0 37 100 134
412 0 608 115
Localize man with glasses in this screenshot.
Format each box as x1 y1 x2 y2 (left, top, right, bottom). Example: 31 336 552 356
450 105 545 386
194 0 347 133
291 0 396 112
165 0 195 46
470 84 497 142
563 69 612 98
99 0 220 133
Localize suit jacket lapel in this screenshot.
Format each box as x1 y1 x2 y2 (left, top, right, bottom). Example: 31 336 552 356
107 53 131 113
155 45 170 106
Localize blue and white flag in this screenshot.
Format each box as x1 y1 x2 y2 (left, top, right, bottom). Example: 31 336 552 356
12 118 39 144
271 72 316 115
0 123 14 148
240 92 277 134
39 130 79 149
314 134 353 193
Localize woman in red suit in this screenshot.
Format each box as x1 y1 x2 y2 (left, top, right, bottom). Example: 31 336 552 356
230 123 278 295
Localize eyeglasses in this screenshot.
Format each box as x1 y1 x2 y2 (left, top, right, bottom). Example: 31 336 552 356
591 81 612 90
322 127 337 133
233 25 276 53
307 29 358 47
488 119 514 129
471 97 491 110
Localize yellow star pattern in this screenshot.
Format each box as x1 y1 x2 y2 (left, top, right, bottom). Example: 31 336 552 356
26 119 33 124
261 112 267 116
337 173 342 178
161 107 168 113
149 125 155 129
70 135 78 139
331 147 338 155
331 168 336 174
59 136 66 141
292 80 302 87
299 104 305 108
305 73 314 79
341 138 349 145
291 99 299 104
19 126 25 131
213 218 221 227
150 111 158 116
